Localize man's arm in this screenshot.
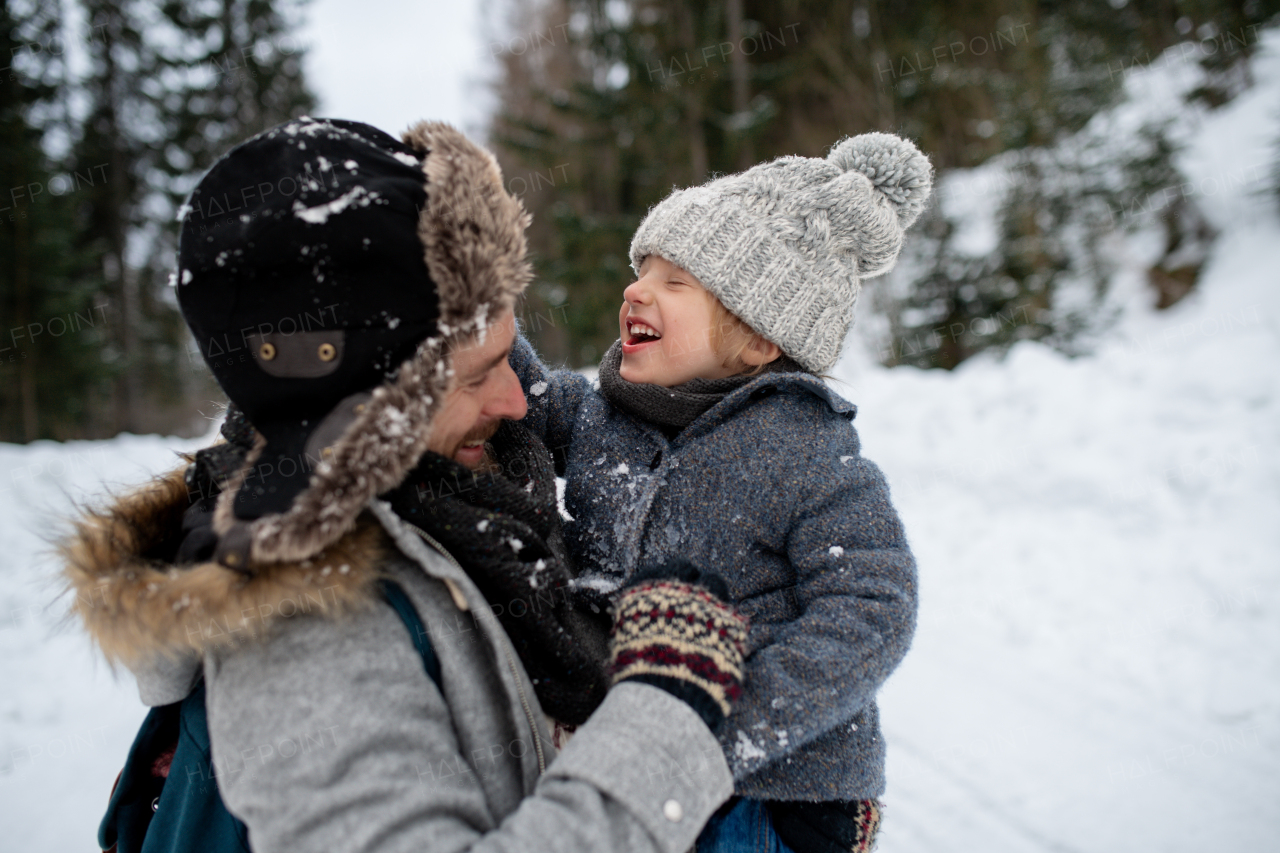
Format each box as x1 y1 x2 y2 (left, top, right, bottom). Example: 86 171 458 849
205 596 731 853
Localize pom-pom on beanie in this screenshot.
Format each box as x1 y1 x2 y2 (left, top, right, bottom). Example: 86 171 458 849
629 132 933 373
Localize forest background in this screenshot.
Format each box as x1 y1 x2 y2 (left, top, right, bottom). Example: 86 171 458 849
2 0 1278 442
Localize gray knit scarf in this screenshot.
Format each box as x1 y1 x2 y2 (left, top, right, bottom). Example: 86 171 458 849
597 339 806 433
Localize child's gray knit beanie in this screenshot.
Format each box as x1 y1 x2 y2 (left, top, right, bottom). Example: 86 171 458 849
629 132 933 373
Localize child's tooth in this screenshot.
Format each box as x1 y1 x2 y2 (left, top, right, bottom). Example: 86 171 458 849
629 322 660 339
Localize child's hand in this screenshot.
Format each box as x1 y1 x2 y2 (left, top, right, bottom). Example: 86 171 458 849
608 559 748 733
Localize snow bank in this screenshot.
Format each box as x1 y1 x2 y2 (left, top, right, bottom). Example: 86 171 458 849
0 429 218 850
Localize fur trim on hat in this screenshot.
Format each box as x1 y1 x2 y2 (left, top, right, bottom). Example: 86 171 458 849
402 121 533 336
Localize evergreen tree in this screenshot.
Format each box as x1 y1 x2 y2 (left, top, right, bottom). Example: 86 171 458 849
490 0 785 364
874 0 1277 369
152 0 315 231
0 0 314 441
146 0 315 421
1 0 112 441
71 0 154 432
67 0 314 435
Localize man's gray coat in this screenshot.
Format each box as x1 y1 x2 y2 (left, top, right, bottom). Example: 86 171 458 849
63 471 732 852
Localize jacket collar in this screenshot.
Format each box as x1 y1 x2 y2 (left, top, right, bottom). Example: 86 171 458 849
62 466 554 788
670 370 857 443
62 466 390 666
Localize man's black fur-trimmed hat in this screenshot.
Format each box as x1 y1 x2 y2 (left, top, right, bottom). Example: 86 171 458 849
177 117 531 570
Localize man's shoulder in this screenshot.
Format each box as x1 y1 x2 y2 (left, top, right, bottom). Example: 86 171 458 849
65 471 406 669
203 550 454 715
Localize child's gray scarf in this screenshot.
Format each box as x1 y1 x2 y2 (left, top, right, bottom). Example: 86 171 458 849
597 339 805 433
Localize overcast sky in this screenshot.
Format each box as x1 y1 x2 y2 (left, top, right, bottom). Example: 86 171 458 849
299 0 494 140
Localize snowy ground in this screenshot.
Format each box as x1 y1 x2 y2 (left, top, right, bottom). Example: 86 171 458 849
4 36 1279 853
836 35 1280 852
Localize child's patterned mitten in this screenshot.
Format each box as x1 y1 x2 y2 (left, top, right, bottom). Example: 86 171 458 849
609 559 748 732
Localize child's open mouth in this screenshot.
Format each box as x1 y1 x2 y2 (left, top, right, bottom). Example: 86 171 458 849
623 320 662 354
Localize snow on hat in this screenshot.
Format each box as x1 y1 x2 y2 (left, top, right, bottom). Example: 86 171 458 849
629 132 933 373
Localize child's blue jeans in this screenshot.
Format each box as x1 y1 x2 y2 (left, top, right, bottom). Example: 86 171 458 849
695 798 798 853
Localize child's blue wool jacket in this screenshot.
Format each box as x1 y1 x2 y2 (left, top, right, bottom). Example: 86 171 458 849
511 335 918 801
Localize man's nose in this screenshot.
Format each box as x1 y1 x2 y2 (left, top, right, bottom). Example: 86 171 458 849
488 361 528 422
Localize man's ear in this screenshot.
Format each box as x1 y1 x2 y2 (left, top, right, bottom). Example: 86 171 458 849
739 336 781 366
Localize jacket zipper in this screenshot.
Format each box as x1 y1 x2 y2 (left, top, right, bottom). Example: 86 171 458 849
402 521 548 777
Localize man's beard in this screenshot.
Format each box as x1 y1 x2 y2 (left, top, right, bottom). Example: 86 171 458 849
456 420 502 471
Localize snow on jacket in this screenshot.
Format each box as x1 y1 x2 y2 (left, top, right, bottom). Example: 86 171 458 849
512 333 918 801
61 468 732 852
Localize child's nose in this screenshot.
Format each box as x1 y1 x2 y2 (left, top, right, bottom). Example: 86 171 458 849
623 278 650 304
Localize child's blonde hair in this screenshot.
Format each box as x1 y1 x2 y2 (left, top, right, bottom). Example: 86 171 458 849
705 291 775 377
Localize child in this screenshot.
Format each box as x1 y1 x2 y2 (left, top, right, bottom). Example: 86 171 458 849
510 133 931 853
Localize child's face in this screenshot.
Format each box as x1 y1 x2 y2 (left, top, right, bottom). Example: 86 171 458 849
618 255 738 387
